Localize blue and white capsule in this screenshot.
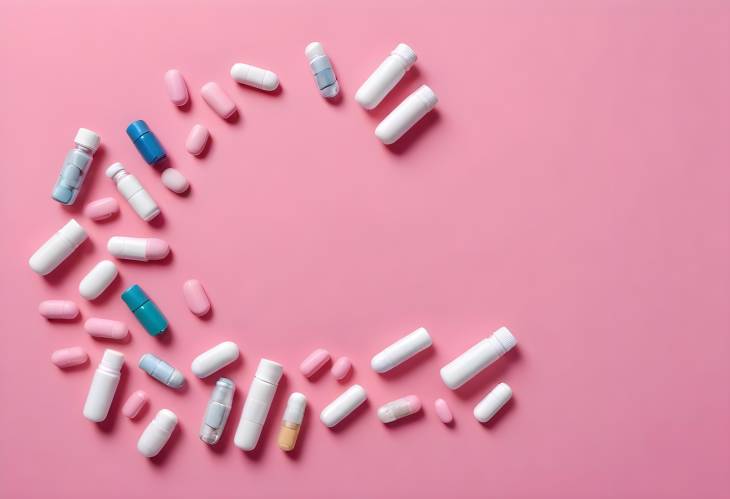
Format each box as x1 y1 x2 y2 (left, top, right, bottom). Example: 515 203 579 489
305 42 339 98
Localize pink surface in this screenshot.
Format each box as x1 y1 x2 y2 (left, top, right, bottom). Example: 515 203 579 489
1 1 729 498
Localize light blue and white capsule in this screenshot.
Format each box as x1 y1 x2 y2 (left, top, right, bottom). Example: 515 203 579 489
139 353 185 389
305 42 339 98
52 128 100 205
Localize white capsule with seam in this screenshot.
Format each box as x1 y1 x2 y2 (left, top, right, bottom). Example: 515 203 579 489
230 63 279 91
78 260 118 300
191 341 240 378
28 219 88 276
234 359 283 451
355 43 416 110
371 327 432 373
83 349 124 422
375 85 438 145
440 327 517 389
474 383 512 423
137 409 178 457
106 162 160 222
320 384 367 428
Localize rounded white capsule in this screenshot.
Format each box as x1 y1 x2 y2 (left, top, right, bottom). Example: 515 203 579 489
230 63 279 91
320 384 367 428
78 260 118 300
377 395 422 423
371 327 432 373
191 341 240 378
107 236 170 261
474 383 512 423
375 85 438 145
137 409 178 457
440 327 517 390
28 219 87 276
355 43 417 110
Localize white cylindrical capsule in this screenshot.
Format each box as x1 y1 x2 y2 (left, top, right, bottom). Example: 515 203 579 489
377 395 422 423
28 219 87 276
234 359 284 451
138 353 185 389
83 349 124 422
137 409 178 458
107 236 170 262
106 162 160 222
474 383 513 423
78 260 118 300
305 42 339 98
191 341 240 378
278 392 307 451
440 326 517 390
371 327 432 373
355 43 417 110
320 384 367 428
200 378 235 445
375 85 438 145
230 63 279 91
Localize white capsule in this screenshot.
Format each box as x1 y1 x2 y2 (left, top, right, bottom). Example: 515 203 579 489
474 383 512 423
371 327 432 373
234 359 284 451
355 43 416 110
375 85 438 145
28 219 88 276
191 341 240 378
377 395 422 423
78 260 118 300
107 236 170 261
320 384 367 428
440 327 517 390
137 409 178 457
230 63 279 91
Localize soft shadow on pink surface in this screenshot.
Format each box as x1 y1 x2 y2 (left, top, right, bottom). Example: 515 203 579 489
149 423 184 467
481 398 516 430
40 238 95 287
329 398 370 434
453 348 522 401
378 346 436 380
385 109 442 156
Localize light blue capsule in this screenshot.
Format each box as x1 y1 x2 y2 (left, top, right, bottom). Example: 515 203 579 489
51 128 100 205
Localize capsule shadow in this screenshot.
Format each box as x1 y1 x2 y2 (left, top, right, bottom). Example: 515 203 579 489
481 397 517 430
385 109 442 156
379 346 436 381
149 423 183 467
452 348 522 401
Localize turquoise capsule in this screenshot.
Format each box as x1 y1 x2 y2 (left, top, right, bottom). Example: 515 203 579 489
121 284 168 336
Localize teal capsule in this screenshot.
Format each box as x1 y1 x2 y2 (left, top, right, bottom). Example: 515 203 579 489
121 284 168 335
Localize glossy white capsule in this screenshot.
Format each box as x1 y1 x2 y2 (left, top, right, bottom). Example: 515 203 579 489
138 409 178 457
440 327 517 390
107 236 170 262
375 85 438 145
78 260 118 300
377 395 422 423
191 341 240 378
230 63 279 91
371 327 432 373
355 43 416 109
474 383 512 423
320 384 367 428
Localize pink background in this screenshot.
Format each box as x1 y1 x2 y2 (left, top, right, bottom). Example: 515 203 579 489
1 1 729 497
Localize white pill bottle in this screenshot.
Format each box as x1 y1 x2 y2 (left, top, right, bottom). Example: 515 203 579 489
83 349 124 422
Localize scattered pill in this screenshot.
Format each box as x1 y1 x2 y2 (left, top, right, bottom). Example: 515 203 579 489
107 236 169 261
106 163 160 222
39 300 79 320
200 378 235 445
51 346 88 368
182 279 211 316
51 128 101 205
230 63 279 91
29 219 88 276
138 409 177 458
84 317 128 340
83 349 124 422
78 260 118 300
164 69 189 107
320 384 367 428
191 341 239 378
185 124 209 156
161 167 189 194
139 353 185 389
331 357 352 381
434 398 453 424
375 85 438 145
234 359 284 451
278 392 307 451
126 120 167 166
355 43 416 110
474 383 512 423
299 348 331 378
201 82 237 119
305 42 339 98
377 395 421 423
122 390 148 419
121 284 168 336
84 197 119 221
371 327 432 373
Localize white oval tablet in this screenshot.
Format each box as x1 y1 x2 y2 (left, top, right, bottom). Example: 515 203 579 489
320 384 367 428
161 168 189 194
191 341 240 378
370 327 432 373
78 260 118 300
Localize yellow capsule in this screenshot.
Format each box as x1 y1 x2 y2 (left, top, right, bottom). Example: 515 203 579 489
278 393 307 452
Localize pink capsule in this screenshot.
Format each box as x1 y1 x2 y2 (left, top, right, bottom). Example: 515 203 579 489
122 390 148 419
39 300 79 320
182 279 211 317
51 347 88 368
83 197 119 221
299 348 330 378
331 356 352 381
434 398 454 424
164 69 189 106
201 82 237 119
186 124 210 156
84 318 128 340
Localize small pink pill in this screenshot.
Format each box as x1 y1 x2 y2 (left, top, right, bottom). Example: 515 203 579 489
299 348 331 378
83 197 119 221
331 356 352 381
84 318 128 340
186 124 210 156
434 398 454 424
164 69 189 106
122 390 148 419
182 279 211 316
201 82 237 119
39 300 79 320
51 347 88 368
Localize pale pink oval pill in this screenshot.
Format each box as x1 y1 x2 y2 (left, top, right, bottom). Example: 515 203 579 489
434 398 454 424
299 348 330 377
331 357 352 381
51 347 88 368
39 300 79 320
122 390 148 419
164 69 189 106
185 124 210 156
182 279 211 316
83 197 119 221
201 82 237 119
161 168 189 194
84 317 128 340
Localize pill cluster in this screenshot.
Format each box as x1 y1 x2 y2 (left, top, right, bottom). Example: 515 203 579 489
33 41 518 459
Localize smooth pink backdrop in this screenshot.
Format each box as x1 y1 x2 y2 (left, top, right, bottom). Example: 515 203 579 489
1 1 729 498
